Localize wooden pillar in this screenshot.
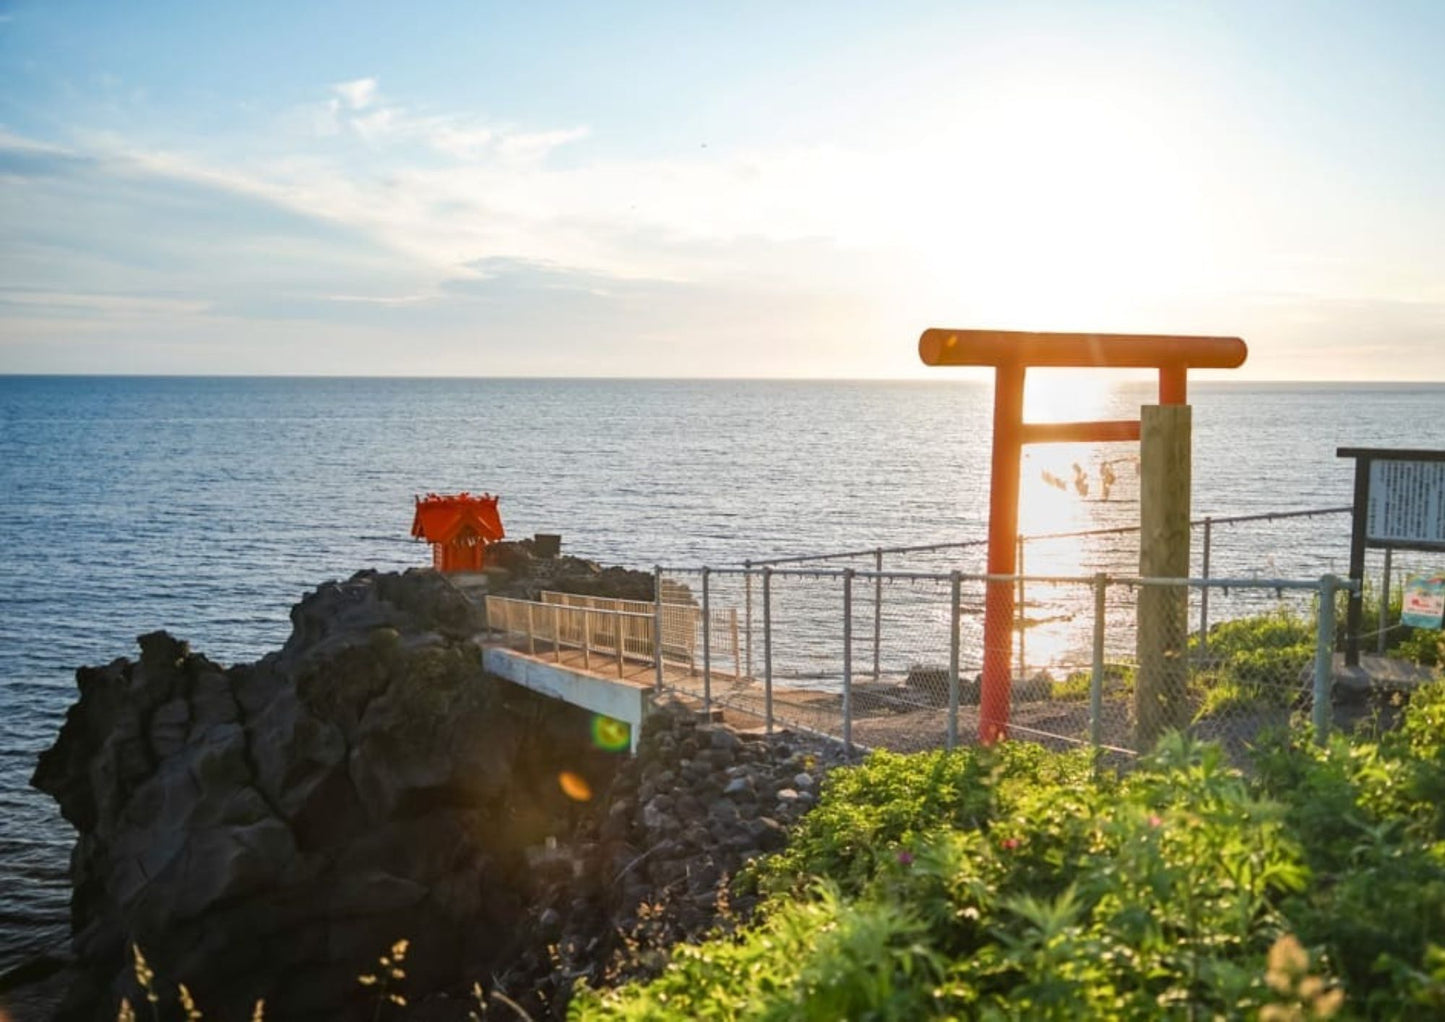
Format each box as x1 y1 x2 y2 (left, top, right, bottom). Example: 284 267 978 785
1136 404 1192 749
1344 455 1370 667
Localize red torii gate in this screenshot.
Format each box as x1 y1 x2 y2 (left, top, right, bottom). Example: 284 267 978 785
918 329 1248 744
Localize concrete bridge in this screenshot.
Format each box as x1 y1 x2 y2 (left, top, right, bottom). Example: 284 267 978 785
479 591 751 754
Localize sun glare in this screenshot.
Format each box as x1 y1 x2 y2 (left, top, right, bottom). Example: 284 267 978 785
1022 370 1113 424
1017 371 1144 562
894 71 1212 326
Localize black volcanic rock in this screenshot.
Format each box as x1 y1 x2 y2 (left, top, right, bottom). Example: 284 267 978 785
31 569 618 1021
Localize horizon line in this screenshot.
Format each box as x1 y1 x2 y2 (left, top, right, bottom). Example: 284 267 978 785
2 373 1444 386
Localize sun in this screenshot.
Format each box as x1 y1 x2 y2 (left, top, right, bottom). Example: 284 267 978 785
1023 369 1115 425
888 70 1213 329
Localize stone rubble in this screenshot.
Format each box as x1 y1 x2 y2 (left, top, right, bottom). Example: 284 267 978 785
499 700 850 1016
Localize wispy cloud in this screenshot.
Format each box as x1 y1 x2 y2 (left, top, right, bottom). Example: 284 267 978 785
297 77 587 166
0 287 210 317
332 76 378 111
4 72 1442 378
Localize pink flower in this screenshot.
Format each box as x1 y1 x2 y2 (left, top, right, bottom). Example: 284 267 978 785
1148 814 1163 829
897 850 914 866
1001 837 1021 851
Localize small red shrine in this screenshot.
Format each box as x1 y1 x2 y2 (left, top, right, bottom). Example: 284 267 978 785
410 493 505 572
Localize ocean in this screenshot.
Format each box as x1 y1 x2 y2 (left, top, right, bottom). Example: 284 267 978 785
3 375 1444 974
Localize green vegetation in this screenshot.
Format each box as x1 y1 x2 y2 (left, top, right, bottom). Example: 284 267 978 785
1187 594 1444 721
573 683 1445 1020
1050 665 1133 703
1188 610 1315 720
1394 627 1444 668
1343 583 1443 667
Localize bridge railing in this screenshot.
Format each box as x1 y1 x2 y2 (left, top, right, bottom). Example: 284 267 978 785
538 590 711 666
485 592 740 681
485 594 659 677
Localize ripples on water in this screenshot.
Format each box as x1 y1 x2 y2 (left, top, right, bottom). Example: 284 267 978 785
2 376 1443 971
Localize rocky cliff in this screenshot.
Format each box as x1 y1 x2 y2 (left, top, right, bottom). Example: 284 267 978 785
31 570 617 1018
28 566 842 1020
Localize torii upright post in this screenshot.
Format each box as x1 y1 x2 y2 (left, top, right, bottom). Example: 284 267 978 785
918 330 1248 744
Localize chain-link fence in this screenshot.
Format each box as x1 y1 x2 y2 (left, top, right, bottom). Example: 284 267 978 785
484 553 1434 762
639 566 1371 762
735 505 1443 687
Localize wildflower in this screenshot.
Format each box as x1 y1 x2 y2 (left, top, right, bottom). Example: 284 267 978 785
1315 987 1345 1017
1266 933 1310 993
1001 837 1021 851
131 945 159 1004
1148 814 1163 828
897 850 914 866
179 982 203 1021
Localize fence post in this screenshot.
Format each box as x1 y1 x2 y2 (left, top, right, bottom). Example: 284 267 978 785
843 569 854 755
701 567 712 716
730 609 740 682
553 604 562 662
744 561 754 681
1090 574 1107 749
1017 535 1026 679
1378 547 1393 654
582 607 592 671
872 548 883 683
1313 575 1338 742
526 601 536 657
1199 516 1212 654
615 611 625 678
763 566 774 734
948 571 961 751
654 565 664 694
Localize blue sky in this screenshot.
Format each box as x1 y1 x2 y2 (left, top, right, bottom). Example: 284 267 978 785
2 0 1443 378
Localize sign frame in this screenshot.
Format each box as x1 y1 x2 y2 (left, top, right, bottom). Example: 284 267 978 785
1337 447 1445 665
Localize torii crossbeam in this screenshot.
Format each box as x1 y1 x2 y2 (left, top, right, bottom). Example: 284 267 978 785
918 329 1248 743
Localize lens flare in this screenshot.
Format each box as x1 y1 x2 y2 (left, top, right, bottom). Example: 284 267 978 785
590 714 631 752
558 771 592 802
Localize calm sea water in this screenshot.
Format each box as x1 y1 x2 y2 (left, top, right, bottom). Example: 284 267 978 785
2 375 1443 972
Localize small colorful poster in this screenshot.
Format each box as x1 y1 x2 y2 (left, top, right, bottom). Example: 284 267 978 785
1401 574 1445 630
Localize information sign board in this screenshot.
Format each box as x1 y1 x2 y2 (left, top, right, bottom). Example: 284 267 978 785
1367 460 1445 547
1338 448 1445 664
1401 575 1445 631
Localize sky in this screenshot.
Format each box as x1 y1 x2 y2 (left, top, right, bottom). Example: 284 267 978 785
1 0 1443 379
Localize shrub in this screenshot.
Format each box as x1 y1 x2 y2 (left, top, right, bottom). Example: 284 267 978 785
1190 610 1314 718
575 683 1445 1020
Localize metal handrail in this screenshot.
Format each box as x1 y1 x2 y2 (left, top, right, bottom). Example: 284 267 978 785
656 566 1358 590
745 504 1352 566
